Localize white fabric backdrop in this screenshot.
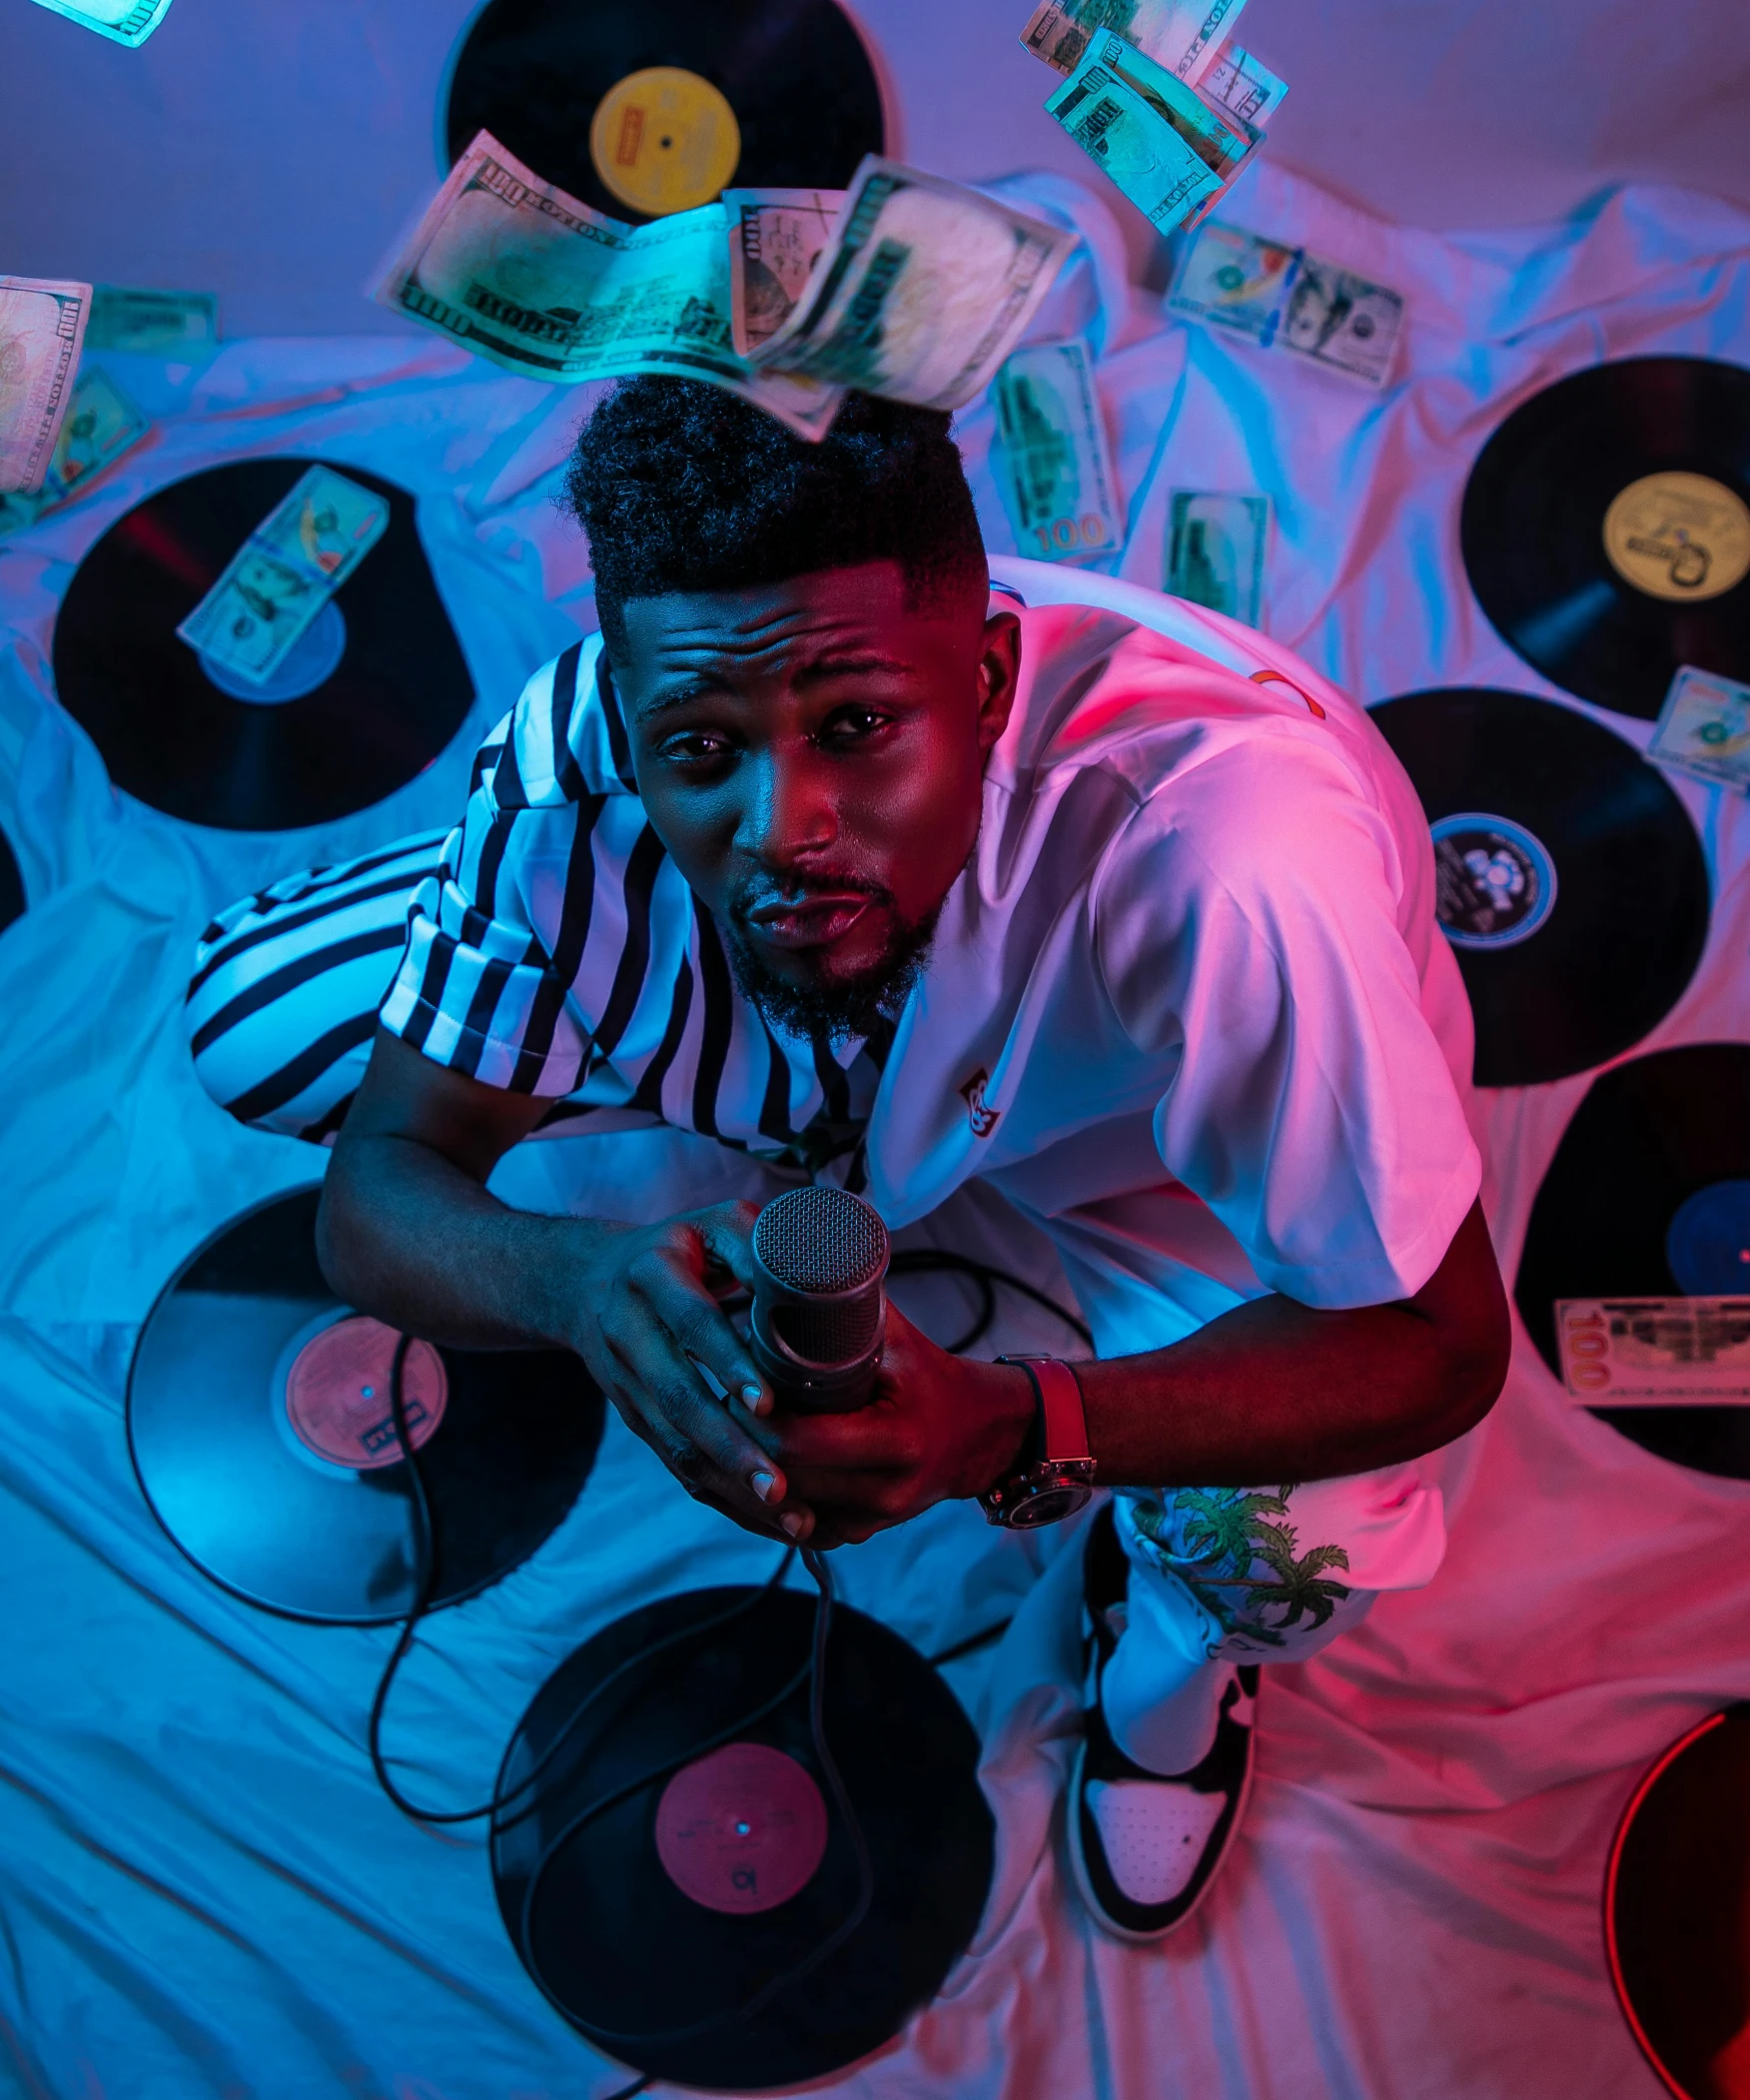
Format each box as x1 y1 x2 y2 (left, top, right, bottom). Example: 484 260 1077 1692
0 156 1747 2097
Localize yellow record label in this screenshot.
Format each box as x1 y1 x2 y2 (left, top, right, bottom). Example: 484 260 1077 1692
1601 471 1750 602
589 67 741 218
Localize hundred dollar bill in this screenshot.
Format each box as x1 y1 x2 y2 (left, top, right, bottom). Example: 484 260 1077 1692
1648 664 1750 792
1022 0 1247 85
750 159 1077 411
1045 39 1225 234
1198 40 1289 128
991 340 1123 561
1556 1297 1750 1405
1169 219 1301 346
1167 490 1269 625
87 285 219 354
27 0 173 43
0 278 91 496
0 368 149 532
177 466 389 686
1280 253 1403 386
373 131 843 441
725 189 842 357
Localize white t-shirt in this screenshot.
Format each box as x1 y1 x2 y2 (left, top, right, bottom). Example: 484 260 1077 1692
380 568 1480 1359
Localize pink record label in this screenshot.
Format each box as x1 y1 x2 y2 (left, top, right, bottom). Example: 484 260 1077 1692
284 1317 446 1471
654 1742 828 1915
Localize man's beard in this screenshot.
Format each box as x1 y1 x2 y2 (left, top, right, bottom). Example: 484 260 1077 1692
723 892 946 1048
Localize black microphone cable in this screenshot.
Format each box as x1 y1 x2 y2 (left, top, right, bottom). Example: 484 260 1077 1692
367 1339 875 2065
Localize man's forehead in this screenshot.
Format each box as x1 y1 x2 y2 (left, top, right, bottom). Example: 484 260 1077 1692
616 560 956 669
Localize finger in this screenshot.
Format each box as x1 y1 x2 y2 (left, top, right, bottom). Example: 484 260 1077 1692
603 1325 795 1524
629 1242 773 1418
691 1199 763 1293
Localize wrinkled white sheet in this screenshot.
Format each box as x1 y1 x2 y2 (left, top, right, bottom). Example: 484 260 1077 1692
1 161 1747 2098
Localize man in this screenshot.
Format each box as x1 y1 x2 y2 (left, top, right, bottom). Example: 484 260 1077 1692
188 382 1507 1942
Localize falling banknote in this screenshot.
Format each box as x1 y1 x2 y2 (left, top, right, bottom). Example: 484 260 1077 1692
1021 0 1248 84
1556 1298 1750 1405
1280 254 1404 386
27 0 173 43
1167 490 1270 626
87 285 220 354
725 189 842 357
0 367 150 530
1169 219 1301 347
176 466 388 686
1648 664 1750 792
991 340 1123 562
1197 39 1290 129
0 277 91 496
373 131 844 440
749 160 1078 410
1045 32 1254 234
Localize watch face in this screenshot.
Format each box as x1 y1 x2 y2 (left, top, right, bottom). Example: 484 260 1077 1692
1008 1483 1090 1529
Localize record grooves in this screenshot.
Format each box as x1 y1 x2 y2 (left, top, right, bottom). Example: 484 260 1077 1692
445 0 887 221
128 1189 603 1621
1462 357 1750 718
491 1583 993 2090
54 460 475 831
1517 1044 1750 1478
1370 687 1709 1087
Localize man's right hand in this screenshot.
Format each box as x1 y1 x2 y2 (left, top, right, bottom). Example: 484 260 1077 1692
563 1200 804 1539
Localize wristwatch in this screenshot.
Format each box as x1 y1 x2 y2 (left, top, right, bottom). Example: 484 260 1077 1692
979 1356 1097 1529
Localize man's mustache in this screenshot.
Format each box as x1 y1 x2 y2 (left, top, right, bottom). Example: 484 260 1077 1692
728 872 894 922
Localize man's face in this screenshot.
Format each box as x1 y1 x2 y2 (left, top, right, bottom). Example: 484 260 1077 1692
613 560 1020 1041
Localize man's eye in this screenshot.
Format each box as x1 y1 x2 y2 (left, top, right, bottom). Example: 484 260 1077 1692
819 707 890 745
659 731 732 764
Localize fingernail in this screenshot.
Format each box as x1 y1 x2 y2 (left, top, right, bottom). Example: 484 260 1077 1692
750 1470 777 1503
740 1382 764 1406
780 1513 806 1540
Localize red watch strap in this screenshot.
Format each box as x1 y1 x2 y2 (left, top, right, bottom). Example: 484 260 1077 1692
1028 1358 1091 1465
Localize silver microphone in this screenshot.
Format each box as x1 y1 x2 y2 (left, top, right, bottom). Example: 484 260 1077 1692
749 1185 890 1413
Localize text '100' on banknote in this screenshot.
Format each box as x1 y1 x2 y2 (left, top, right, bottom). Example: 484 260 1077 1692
991 341 1122 562
1557 1297 1750 1404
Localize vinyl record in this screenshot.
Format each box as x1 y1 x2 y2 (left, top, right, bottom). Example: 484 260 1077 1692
1606 1704 1750 2100
1516 1044 1750 1479
491 1583 993 2090
1369 688 1709 1087
53 460 475 830
128 1188 603 1622
445 0 887 222
0 822 22 936
1461 357 1750 718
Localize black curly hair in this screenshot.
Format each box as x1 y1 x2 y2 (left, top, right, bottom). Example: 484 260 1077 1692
563 379 988 654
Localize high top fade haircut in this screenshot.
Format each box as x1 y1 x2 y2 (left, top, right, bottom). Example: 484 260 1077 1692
564 379 989 655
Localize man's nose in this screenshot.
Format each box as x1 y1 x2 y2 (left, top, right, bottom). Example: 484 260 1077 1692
736 745 838 867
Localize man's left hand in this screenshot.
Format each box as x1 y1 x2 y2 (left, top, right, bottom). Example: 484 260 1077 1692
755 1304 1036 1547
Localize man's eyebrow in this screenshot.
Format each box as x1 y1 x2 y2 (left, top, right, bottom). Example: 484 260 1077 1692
634 650 915 716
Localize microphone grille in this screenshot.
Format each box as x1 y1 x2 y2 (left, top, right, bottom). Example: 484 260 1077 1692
753 1185 890 1295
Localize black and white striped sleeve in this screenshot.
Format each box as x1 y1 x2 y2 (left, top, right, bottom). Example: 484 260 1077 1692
378 648 611 1098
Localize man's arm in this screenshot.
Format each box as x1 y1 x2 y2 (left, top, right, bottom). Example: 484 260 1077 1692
317 1029 797 1535
761 1197 1510 1546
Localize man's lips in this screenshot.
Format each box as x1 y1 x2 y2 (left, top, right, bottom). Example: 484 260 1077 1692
740 891 878 951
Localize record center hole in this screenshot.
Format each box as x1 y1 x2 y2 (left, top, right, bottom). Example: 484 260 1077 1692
198 598 348 706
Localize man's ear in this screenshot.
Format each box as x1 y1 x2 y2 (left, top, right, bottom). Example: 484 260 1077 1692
976 609 1022 754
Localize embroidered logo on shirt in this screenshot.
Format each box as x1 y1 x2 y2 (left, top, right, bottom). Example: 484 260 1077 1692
959 1067 1000 1138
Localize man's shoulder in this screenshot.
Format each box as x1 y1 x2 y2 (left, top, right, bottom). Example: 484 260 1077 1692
485 633 639 813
